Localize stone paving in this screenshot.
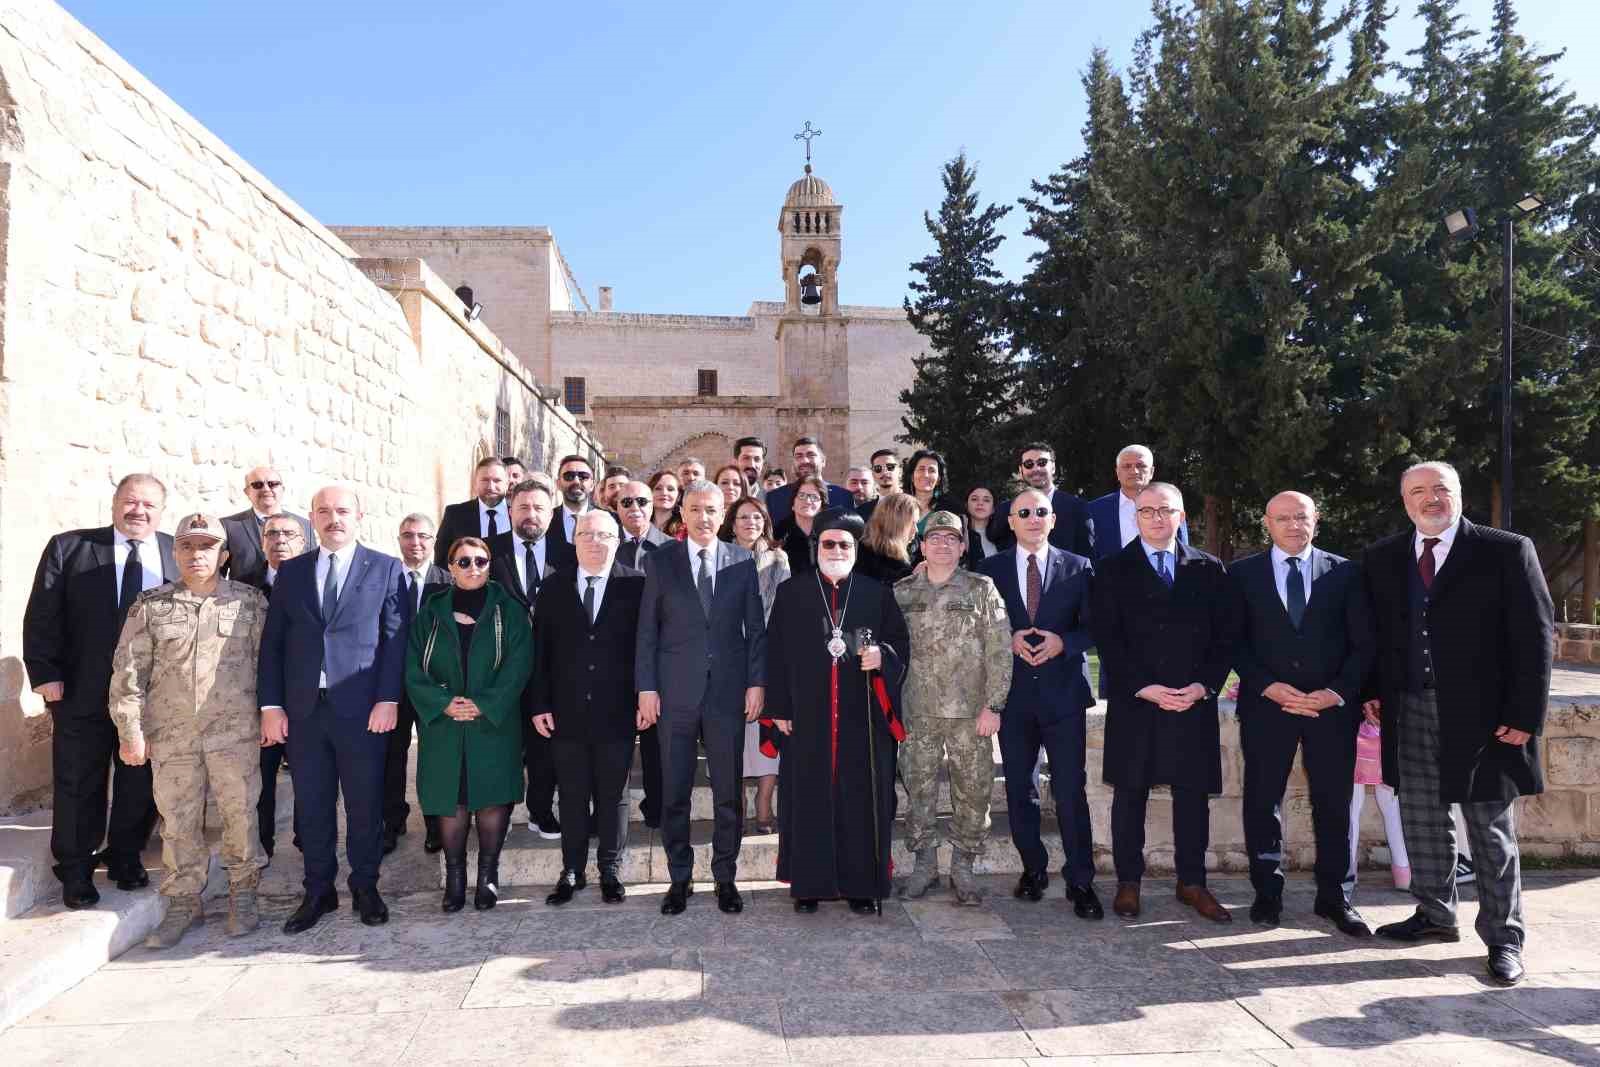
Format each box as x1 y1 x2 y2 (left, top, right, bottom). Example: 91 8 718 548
3 871 1599 1065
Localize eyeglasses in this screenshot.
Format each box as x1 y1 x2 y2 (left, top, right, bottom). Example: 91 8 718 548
924 532 963 546
561 471 592 482
871 462 899 473
1137 506 1180 520
575 531 617 543
795 493 823 504
1015 507 1051 519
452 556 491 569
263 529 304 541
818 538 854 551
1020 458 1052 470
619 496 649 508
248 480 283 491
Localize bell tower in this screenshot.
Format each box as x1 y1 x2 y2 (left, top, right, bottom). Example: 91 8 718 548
775 122 850 479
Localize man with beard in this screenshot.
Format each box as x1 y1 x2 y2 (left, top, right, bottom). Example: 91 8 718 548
764 508 910 914
546 455 596 555
434 457 511 567
734 437 767 499
598 466 632 513
845 466 876 507
764 436 855 527
988 443 1092 558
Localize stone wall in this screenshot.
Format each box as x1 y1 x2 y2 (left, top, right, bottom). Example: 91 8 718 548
1557 623 1600 667
0 2 599 812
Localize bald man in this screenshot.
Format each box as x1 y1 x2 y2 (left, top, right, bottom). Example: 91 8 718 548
1230 491 1375 936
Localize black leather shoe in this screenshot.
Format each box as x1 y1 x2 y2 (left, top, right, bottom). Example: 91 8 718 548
600 875 626 903
110 864 149 891
794 898 819 913
423 818 442 854
848 898 877 915
1314 899 1372 937
1250 894 1283 926
442 861 467 913
283 890 338 934
475 854 503 911
545 869 587 906
62 879 100 910
1068 884 1105 920
715 881 744 914
352 886 389 926
381 828 400 855
661 880 692 915
1014 870 1047 902
1487 945 1525 985
1376 911 1460 943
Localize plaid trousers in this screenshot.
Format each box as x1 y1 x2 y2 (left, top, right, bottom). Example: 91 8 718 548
1396 691 1524 948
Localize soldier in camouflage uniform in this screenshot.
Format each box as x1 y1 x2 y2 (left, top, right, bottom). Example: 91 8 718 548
109 513 267 948
892 511 1013 904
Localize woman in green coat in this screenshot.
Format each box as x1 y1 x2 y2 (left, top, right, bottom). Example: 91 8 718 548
405 536 532 913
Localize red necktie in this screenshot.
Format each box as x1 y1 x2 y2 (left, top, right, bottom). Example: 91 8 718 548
1418 537 1440 590
1025 554 1042 623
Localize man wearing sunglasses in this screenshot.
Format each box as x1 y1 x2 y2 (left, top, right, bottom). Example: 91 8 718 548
433 457 511 568
222 466 313 585
856 449 902 522
544 454 597 555
616 481 671 569
988 444 1093 558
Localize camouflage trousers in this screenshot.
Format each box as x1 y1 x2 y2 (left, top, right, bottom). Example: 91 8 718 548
150 740 262 897
901 714 994 854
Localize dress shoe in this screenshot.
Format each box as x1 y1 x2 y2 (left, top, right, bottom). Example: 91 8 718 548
715 881 744 914
532 814 562 840
1487 945 1526 986
1112 881 1141 918
1375 911 1461 943
1013 869 1047 902
1176 882 1233 923
441 860 467 913
1068 883 1105 920
283 890 339 935
62 879 100 910
381 828 400 855
475 853 503 911
545 869 587 906
848 898 877 915
1314 899 1372 937
661 880 693 915
110 864 149 891
794 898 819 914
600 874 626 903
352 886 389 926
1250 894 1283 926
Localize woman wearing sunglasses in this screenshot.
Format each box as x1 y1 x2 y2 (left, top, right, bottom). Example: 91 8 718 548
405 536 532 913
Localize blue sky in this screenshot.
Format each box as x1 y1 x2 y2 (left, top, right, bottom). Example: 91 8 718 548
61 1 1600 317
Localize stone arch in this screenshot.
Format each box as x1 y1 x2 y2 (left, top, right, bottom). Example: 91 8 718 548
647 430 733 478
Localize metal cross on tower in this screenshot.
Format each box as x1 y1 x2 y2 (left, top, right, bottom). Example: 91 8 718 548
793 121 822 170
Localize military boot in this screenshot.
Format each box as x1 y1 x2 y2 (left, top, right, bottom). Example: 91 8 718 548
226 887 260 937
145 895 202 949
897 847 940 899
950 851 983 906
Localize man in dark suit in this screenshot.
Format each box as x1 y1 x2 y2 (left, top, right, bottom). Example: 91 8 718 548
988 443 1093 558
221 465 314 584
616 480 671 570
1363 461 1554 986
382 513 451 854
1091 482 1242 923
23 473 174 908
544 454 597 555
1086 445 1190 559
258 485 409 933
1232 491 1375 936
764 435 854 527
253 513 313 863
979 488 1101 918
490 479 575 839
531 511 646 906
433 457 511 567
636 480 768 916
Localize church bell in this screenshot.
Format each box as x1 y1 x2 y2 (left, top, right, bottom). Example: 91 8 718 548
799 274 822 306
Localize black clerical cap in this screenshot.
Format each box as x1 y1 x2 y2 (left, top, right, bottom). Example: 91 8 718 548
813 507 865 541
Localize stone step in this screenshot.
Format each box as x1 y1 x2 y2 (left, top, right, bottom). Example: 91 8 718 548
0 813 52 922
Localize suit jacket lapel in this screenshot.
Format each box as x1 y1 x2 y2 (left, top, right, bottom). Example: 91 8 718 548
328 545 368 627
1042 547 1065 596
1427 519 1476 603
93 528 117 607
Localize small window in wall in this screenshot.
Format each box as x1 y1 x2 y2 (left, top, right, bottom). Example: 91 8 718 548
494 402 511 456
697 369 718 397
564 377 587 414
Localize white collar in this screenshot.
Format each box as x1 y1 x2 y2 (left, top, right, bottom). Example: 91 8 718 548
1141 539 1177 557
1270 544 1313 567
320 541 357 565
1015 543 1048 563
577 565 607 583
113 528 153 548
478 498 507 515
1415 516 1461 550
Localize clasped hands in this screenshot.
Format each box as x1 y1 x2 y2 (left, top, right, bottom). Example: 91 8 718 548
1263 682 1341 718
1136 682 1207 712
1011 628 1064 666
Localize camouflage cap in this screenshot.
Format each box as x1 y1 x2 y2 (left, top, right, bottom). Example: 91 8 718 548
923 510 965 538
172 512 226 543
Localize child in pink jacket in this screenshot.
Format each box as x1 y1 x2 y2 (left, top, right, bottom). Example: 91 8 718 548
1351 720 1409 889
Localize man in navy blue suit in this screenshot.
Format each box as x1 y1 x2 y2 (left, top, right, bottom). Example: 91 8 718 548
980 488 1101 918
1232 491 1374 936
764 435 854 527
1086 445 1190 559
258 485 409 934
988 443 1093 558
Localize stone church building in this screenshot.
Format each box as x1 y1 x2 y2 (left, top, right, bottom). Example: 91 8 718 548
333 164 923 479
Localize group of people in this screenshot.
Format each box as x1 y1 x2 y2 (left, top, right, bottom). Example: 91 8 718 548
21 433 1554 988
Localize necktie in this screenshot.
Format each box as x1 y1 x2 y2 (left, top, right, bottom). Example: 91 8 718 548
584 575 600 624
120 540 144 611
1285 556 1306 629
407 569 420 608
1025 553 1042 623
322 552 340 623
1155 550 1174 588
486 508 499 540
697 548 714 618
1419 537 1440 591
254 514 266 547
523 540 539 598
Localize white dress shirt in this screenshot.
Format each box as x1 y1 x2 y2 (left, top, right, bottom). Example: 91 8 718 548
477 499 509 538
1414 517 1461 570
1270 544 1314 610
561 504 590 542
113 528 164 597
1014 544 1049 597
577 566 608 620
688 537 720 596
403 564 430 612
265 565 279 588
514 535 548 595
1117 492 1140 550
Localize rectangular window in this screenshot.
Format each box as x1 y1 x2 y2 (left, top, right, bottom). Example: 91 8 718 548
563 376 586 414
494 402 511 456
697 369 718 397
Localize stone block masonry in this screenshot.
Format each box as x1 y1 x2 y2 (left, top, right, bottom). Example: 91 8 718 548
0 1 599 812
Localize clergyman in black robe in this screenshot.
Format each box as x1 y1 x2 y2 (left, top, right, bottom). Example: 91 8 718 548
763 509 909 913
